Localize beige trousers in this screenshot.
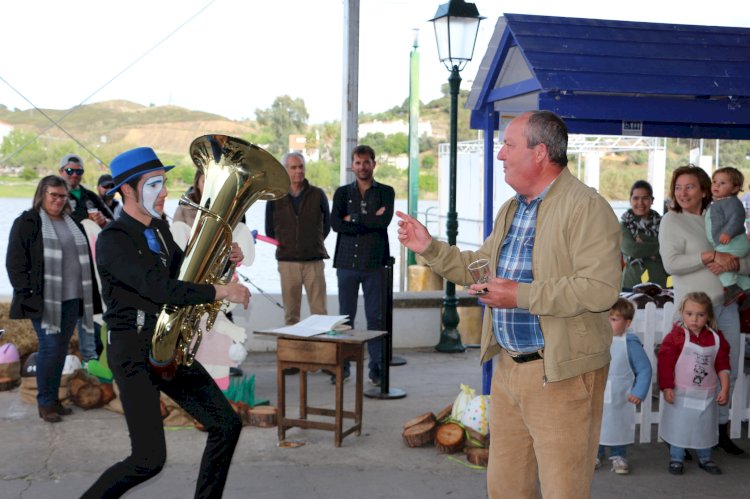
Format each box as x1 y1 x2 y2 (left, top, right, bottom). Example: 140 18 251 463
278 260 327 325
487 350 608 499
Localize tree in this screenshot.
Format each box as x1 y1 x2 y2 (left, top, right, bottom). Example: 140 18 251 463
0 129 46 168
255 96 309 157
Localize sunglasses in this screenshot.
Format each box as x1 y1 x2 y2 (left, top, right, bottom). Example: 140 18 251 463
101 182 115 189
64 167 84 176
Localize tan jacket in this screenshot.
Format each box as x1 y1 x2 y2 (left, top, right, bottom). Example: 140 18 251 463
421 168 621 382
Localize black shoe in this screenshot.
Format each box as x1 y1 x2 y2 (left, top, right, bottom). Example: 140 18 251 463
229 366 244 377
668 461 683 475
54 401 72 416
698 460 722 475
38 406 62 423
368 376 381 387
282 367 299 375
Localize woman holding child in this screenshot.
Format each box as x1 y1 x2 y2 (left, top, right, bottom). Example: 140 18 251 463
658 165 745 458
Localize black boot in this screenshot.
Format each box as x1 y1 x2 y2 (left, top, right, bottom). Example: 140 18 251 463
716 423 746 456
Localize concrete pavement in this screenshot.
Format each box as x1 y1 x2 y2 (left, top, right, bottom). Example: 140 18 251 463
1 348 748 499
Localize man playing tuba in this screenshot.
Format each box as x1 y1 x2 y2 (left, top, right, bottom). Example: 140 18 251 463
82 146 250 498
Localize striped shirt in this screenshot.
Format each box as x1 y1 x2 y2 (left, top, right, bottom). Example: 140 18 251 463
492 186 552 352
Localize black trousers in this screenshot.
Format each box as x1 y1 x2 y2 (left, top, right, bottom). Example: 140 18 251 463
81 329 242 499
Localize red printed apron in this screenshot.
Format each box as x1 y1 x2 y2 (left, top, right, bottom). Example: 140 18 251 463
659 328 720 449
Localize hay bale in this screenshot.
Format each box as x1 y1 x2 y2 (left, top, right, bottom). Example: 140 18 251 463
0 302 80 361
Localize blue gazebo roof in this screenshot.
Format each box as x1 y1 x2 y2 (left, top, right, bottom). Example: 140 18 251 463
469 14 750 138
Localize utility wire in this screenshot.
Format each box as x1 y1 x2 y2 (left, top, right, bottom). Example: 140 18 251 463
235 270 285 310
0 76 107 165
0 0 217 167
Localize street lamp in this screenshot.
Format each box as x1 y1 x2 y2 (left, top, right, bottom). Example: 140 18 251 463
429 0 484 353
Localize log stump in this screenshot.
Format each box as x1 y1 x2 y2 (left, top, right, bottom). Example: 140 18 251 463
0 377 19 391
435 403 453 423
465 447 490 467
435 422 465 454
68 369 103 409
248 406 278 427
403 412 436 431
402 420 437 448
464 427 488 449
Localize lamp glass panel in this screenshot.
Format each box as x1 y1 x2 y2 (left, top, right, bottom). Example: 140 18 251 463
447 17 480 62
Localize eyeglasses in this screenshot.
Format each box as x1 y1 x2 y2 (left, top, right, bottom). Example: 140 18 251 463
46 191 68 201
100 183 115 189
64 168 84 176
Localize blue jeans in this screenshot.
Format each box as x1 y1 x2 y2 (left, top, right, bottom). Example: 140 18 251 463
77 318 98 362
337 268 384 379
670 445 712 463
598 444 627 459
31 299 79 406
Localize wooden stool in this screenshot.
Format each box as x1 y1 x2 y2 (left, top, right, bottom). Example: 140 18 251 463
275 330 385 447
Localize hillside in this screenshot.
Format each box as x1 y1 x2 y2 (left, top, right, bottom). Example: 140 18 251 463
0 100 257 157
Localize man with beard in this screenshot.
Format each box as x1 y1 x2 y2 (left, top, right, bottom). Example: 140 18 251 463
331 145 394 386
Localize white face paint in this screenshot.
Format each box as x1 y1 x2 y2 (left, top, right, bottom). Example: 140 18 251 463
141 175 165 218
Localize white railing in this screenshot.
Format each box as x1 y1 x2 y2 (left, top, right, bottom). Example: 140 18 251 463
631 302 750 442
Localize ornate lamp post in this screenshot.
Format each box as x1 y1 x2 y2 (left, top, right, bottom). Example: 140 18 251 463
429 0 484 353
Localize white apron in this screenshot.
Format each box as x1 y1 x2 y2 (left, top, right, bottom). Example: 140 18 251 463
600 335 636 446
659 328 720 449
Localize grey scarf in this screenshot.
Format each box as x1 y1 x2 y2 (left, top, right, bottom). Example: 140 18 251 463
40 210 95 335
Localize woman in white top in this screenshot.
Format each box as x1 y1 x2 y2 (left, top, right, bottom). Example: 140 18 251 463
658 164 745 456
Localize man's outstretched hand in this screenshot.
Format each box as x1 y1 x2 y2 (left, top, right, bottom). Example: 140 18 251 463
396 211 432 254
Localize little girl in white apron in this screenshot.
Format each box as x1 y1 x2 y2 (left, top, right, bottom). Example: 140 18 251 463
658 292 730 475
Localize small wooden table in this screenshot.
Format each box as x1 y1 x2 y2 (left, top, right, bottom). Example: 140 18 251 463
269 330 386 447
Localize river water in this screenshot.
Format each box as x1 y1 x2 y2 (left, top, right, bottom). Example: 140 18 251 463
0 197 440 298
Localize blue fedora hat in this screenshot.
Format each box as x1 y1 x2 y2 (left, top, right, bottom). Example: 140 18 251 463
107 147 174 196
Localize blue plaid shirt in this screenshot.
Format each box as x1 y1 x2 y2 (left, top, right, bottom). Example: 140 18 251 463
492 185 552 353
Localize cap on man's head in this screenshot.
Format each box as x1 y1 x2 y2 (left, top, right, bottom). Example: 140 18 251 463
97 174 115 188
107 146 174 196
60 153 84 168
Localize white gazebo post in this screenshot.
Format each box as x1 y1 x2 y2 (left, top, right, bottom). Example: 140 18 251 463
583 152 600 192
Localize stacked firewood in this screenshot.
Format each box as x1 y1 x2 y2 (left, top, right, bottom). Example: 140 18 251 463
402 404 490 467
68 369 115 409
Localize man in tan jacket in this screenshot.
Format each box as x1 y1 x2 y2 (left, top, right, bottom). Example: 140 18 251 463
396 111 621 498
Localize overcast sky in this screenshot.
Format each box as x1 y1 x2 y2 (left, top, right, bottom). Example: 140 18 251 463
1 0 748 124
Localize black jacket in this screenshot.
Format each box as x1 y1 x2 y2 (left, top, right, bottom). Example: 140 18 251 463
68 185 113 222
331 181 394 270
96 212 216 333
6 209 102 319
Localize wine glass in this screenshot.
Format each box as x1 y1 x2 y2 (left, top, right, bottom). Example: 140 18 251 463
468 258 491 295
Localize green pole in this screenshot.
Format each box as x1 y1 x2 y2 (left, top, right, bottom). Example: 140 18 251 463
407 30 420 267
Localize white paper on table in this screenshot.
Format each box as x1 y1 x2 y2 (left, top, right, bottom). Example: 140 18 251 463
259 314 351 337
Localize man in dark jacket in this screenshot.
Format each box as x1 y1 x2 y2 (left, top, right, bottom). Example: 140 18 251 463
265 152 331 325
58 153 112 226
332 145 394 385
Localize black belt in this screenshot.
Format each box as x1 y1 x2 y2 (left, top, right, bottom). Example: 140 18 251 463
506 349 543 363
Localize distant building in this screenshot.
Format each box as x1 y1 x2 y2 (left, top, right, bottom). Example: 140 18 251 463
0 120 12 140
288 134 306 153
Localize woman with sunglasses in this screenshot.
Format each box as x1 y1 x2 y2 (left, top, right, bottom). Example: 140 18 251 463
5 175 102 422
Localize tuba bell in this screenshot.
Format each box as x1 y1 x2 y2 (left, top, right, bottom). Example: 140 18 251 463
150 134 289 379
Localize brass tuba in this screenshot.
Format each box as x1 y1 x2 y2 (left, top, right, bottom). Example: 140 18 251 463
150 134 289 379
